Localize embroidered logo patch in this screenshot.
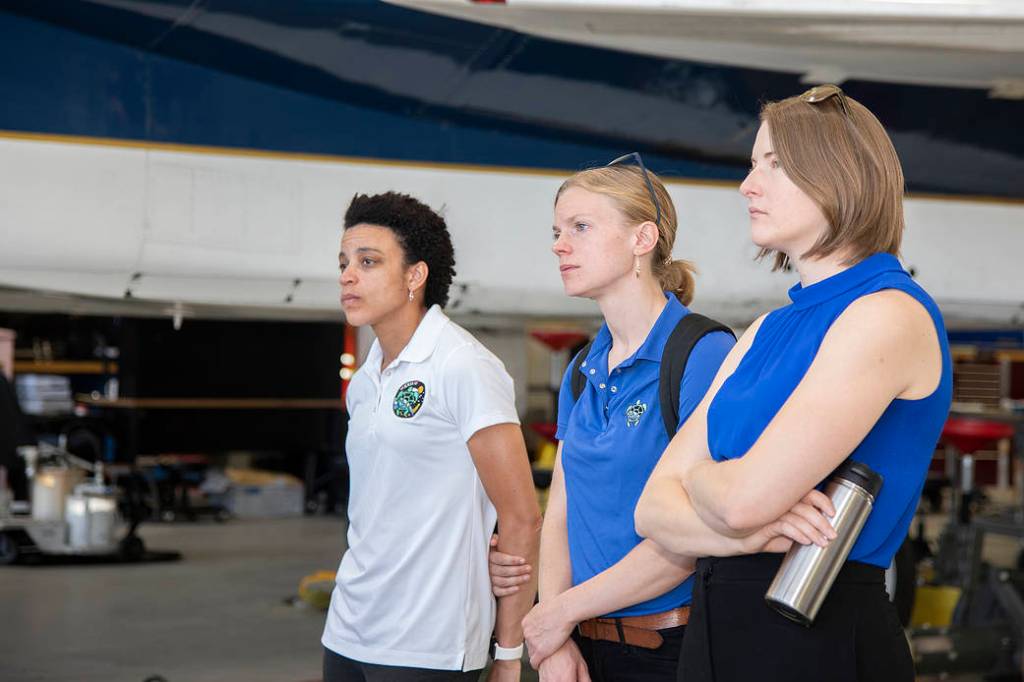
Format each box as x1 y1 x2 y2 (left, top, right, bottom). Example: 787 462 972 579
625 400 647 428
393 380 426 419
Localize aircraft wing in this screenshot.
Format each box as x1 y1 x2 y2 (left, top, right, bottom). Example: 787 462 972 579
386 0 1024 97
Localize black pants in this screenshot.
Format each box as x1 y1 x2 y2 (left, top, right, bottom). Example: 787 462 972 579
323 647 480 682
679 554 913 682
576 625 685 682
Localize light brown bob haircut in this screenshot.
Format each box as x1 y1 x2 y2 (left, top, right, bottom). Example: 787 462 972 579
759 85 905 271
555 165 697 305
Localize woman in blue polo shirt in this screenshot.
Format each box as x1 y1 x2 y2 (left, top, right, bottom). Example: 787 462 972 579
494 158 742 682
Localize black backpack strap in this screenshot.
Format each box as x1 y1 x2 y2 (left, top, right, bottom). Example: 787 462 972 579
658 313 735 439
570 341 594 402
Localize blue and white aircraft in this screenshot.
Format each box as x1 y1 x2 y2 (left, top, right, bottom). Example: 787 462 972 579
0 0 1020 325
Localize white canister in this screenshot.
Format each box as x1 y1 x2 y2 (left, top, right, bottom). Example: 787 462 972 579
65 484 119 551
32 467 84 521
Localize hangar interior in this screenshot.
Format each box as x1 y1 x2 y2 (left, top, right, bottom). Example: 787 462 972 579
1 1 1023 681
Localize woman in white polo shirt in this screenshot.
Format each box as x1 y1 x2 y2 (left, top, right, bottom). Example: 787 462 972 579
323 192 541 682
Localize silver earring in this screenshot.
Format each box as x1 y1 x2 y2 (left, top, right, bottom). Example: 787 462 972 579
634 256 641 278
408 289 414 302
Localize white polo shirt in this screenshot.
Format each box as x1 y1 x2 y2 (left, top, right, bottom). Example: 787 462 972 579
322 305 520 671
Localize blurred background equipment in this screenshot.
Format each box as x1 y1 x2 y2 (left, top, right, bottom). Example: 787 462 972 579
0 442 175 565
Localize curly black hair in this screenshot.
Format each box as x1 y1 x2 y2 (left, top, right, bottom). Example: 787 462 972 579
343 192 457 309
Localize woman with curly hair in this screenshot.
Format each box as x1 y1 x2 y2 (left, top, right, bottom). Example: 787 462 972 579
322 192 541 682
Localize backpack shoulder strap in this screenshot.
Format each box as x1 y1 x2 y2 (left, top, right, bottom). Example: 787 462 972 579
658 313 735 439
570 341 594 402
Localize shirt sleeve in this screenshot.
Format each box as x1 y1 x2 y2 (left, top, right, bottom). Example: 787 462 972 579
440 344 520 443
554 356 580 441
676 330 735 431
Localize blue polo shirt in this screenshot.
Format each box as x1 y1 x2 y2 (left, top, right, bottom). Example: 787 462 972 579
556 294 734 617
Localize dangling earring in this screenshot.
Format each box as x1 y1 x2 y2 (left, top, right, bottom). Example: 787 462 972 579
408 288 414 302
634 256 641 278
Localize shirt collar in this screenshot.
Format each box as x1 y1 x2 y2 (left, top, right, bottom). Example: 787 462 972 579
585 293 687 369
396 304 450 365
637 294 687 362
364 305 450 375
788 253 905 309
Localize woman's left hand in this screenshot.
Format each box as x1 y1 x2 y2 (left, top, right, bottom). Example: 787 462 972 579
523 596 576 668
489 534 532 597
742 489 834 554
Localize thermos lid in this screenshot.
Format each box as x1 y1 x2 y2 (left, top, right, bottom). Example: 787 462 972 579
833 459 883 500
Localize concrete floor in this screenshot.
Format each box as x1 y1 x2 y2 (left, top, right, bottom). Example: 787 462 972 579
0 517 346 682
3 508 1023 682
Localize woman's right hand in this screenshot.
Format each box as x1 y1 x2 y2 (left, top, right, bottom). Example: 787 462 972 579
743 490 836 553
537 639 591 682
489 534 532 597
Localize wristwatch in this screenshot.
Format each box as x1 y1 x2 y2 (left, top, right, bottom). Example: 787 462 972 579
490 639 524 662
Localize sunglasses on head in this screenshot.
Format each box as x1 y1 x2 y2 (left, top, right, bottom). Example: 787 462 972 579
800 83 852 118
605 151 662 228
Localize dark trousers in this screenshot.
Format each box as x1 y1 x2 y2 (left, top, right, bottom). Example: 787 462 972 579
679 554 914 682
576 625 685 682
323 647 480 682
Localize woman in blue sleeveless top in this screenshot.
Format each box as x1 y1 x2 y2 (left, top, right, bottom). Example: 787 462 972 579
635 86 952 681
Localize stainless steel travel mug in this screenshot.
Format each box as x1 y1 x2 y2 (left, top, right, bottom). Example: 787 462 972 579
764 459 883 626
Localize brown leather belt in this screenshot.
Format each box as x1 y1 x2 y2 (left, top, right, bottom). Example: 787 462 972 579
577 607 690 650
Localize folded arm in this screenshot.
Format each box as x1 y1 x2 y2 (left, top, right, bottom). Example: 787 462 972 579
680 291 941 535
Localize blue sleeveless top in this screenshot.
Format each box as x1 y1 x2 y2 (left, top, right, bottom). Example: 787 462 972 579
706 253 952 567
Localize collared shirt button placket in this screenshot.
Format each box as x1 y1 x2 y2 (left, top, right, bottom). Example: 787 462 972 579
373 370 391 434
370 379 382 436
376 375 387 415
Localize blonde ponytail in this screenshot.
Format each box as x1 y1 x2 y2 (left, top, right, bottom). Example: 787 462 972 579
657 259 697 305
